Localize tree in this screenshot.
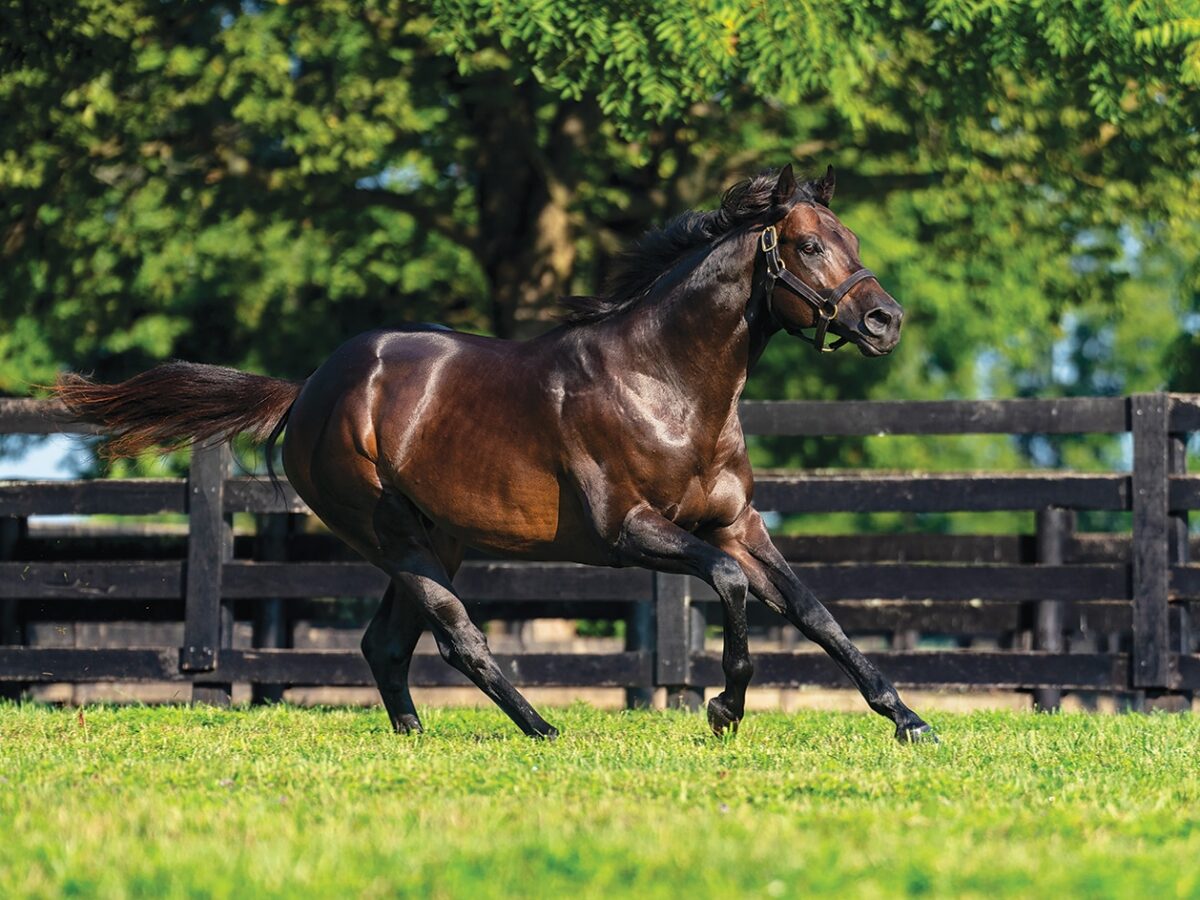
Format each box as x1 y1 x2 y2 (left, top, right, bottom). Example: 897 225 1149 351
2 0 1198 481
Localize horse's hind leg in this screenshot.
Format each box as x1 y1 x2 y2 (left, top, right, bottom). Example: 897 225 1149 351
297 452 555 738
361 583 424 734
361 530 464 735
391 557 556 738
364 496 556 738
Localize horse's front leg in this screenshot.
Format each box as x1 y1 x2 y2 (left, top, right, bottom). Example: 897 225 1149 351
710 507 936 743
618 508 753 735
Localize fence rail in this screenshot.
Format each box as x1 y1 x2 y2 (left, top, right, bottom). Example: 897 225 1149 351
2 394 1198 705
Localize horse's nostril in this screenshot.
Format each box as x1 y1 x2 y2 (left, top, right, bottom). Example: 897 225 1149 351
864 307 894 336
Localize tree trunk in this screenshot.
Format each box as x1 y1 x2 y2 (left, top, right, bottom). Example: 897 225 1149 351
470 84 580 338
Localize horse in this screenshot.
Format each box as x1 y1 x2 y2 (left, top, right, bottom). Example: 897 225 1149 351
55 165 935 743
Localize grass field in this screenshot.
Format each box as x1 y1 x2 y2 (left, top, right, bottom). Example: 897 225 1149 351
1 703 1198 898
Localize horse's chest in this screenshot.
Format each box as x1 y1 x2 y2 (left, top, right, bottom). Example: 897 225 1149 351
633 406 749 521
564 382 750 532
662 456 751 529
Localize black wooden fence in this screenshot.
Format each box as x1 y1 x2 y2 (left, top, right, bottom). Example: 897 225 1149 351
1 394 1198 706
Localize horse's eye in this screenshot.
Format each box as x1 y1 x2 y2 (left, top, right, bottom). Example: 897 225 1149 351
800 242 820 256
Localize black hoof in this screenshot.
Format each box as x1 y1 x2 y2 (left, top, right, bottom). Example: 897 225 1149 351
394 714 423 735
531 725 559 741
707 696 741 737
895 723 938 745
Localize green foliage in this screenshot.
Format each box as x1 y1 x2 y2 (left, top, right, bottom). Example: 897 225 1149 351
2 704 1200 897
2 0 1199 485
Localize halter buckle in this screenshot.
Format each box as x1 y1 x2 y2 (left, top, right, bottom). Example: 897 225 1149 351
760 226 778 254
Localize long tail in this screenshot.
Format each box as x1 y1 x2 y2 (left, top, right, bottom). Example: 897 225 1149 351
54 361 304 458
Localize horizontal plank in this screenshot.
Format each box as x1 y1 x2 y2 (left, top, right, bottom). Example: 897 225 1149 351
224 479 310 514
215 649 651 687
221 561 653 601
1169 476 1200 512
8 647 1198 690
738 398 1129 436
691 651 1133 689
0 398 99 436
772 533 1032 564
1 559 1127 604
456 563 650 601
754 473 1130 513
1168 394 1200 433
0 561 182 599
11 530 1152 567
13 599 1141 641
737 600 1134 635
774 534 1142 565
688 564 1130 602
19 601 186 624
14 600 1137 643
1169 566 1200 600
0 398 1144 439
0 479 186 516
0 647 652 687
0 473 1134 518
226 562 1131 603
0 647 184 681
222 562 386 599
218 473 1138 517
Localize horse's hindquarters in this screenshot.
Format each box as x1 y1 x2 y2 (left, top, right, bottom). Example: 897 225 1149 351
282 327 609 564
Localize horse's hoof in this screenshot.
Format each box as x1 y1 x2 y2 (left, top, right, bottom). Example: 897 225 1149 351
895 723 938 745
532 725 559 741
707 696 741 737
394 714 423 735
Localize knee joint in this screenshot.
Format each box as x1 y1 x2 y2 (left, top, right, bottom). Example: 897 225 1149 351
440 632 491 673
711 557 748 600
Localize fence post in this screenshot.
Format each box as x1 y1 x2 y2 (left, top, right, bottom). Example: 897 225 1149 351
655 572 702 710
181 443 234 705
1168 412 1194 705
1131 393 1173 690
1033 507 1072 711
0 516 27 700
251 513 293 704
625 597 654 708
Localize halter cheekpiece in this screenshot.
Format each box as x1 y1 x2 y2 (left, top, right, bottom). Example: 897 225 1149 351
759 224 880 352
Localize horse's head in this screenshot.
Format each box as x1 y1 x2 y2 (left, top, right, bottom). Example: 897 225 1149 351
760 165 903 356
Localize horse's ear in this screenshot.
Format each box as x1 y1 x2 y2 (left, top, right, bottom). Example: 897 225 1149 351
810 165 836 207
771 164 797 206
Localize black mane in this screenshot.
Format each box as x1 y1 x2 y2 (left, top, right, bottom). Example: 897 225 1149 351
562 169 815 325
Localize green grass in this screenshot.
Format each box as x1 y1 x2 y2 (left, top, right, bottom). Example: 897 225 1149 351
1 704 1198 898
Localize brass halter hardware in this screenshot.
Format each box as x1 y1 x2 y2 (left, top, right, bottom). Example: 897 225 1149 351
759 224 880 352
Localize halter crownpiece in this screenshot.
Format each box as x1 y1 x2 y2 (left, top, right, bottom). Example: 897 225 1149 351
759 224 880 352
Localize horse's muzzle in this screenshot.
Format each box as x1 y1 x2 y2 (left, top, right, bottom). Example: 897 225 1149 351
857 299 903 355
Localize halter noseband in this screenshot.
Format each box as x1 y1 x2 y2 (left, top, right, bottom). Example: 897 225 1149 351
759 224 880 353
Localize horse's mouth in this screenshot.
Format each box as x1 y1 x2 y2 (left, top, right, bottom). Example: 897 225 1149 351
853 333 896 357
832 324 895 357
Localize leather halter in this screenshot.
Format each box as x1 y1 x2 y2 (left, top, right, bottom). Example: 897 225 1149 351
759 224 880 352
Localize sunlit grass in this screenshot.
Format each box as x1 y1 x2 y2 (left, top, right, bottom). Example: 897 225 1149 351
1 704 1197 898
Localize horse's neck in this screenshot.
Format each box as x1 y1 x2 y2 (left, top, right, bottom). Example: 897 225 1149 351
604 238 763 413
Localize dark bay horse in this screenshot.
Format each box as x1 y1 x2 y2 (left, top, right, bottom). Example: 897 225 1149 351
56 165 934 743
